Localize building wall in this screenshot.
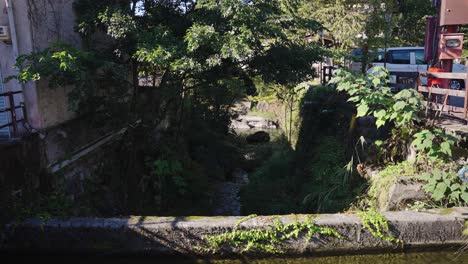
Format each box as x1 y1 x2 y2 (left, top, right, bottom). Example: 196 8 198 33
0 0 112 173
0 0 81 131
0 0 29 129
27 0 81 128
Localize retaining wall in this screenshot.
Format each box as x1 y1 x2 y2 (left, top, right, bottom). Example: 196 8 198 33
1 208 467 257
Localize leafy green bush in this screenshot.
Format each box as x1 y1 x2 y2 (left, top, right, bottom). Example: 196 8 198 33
241 85 363 214
332 67 424 129
412 129 457 162
420 169 468 206
241 147 296 215
331 67 465 209
367 161 418 209
331 67 426 163
301 136 354 213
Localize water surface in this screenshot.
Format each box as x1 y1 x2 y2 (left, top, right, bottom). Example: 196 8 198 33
7 251 468 264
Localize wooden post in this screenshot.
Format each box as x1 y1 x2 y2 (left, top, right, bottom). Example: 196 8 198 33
321 66 325 85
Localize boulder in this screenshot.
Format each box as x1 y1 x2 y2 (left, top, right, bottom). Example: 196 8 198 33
246 131 270 144
380 178 427 211
230 115 278 130
231 100 252 115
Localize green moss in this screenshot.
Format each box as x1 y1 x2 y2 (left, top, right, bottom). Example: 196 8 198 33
235 214 258 228
439 208 455 215
184 216 206 220
463 221 468 237
377 161 417 178
368 161 418 210
248 110 277 120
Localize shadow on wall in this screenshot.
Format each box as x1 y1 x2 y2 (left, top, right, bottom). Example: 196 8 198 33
0 134 46 225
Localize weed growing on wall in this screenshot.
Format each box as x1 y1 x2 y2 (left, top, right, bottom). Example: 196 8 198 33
357 209 400 243
203 216 342 254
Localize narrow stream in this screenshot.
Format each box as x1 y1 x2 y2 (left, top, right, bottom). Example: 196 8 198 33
6 250 468 263
211 107 281 216
212 169 249 216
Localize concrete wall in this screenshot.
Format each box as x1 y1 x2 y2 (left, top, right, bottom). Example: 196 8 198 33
28 0 80 129
0 0 80 131
1 208 467 257
0 1 123 209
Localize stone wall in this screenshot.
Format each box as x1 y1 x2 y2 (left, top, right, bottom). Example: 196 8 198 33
1 208 467 257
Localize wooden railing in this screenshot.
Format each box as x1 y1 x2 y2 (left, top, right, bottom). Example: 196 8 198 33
0 90 25 137
417 71 468 121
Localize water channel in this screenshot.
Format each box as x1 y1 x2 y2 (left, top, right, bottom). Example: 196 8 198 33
6 250 468 264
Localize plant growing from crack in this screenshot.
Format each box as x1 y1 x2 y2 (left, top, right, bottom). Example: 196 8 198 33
203 215 342 254
357 209 401 243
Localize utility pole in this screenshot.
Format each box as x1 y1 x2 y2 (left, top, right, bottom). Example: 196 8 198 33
383 12 392 68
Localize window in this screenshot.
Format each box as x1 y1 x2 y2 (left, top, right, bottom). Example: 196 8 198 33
371 51 385 63
389 50 410 64
414 49 426 64
350 48 363 62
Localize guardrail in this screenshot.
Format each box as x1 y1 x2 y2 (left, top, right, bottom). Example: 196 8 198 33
417 71 468 121
0 90 25 137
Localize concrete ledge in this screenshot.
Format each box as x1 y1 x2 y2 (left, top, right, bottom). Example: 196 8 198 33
1 208 468 256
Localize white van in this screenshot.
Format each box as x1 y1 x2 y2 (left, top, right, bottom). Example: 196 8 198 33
367 47 466 91
367 47 427 91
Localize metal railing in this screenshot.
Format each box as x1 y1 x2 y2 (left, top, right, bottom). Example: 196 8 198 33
321 66 335 85
417 71 468 120
0 90 25 137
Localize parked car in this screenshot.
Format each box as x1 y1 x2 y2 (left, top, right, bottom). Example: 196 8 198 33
367 47 427 91
347 47 466 94
367 47 466 91
346 48 384 73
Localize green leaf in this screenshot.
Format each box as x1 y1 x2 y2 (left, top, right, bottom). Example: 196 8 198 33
449 190 461 201
428 178 437 186
375 118 386 128
440 142 452 156
451 183 461 191
432 182 448 201
372 78 381 87
433 170 442 181
420 172 431 181
373 109 386 119
393 101 407 111
356 104 369 117
375 140 384 147
461 191 468 203
421 139 433 149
